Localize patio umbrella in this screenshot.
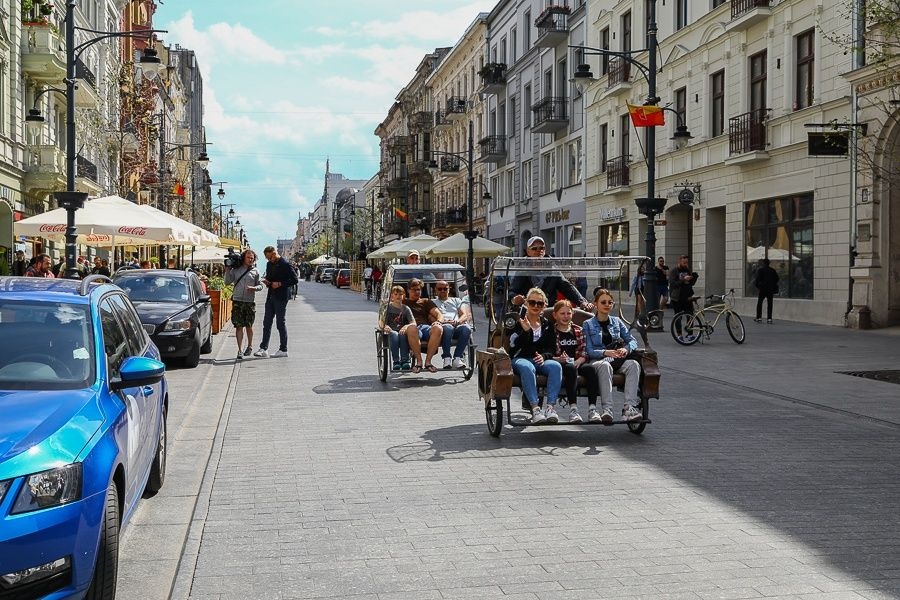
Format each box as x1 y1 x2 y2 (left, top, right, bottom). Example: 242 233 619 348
136 204 219 247
309 255 340 266
422 233 511 258
14 195 197 246
377 234 439 259
366 239 405 260
746 245 799 262
184 246 230 264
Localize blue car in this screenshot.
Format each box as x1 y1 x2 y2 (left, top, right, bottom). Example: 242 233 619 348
0 276 168 599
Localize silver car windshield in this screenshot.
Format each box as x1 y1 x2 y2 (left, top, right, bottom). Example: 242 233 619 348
0 301 95 390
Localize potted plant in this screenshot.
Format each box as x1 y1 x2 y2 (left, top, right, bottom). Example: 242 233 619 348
206 276 233 333
21 0 52 25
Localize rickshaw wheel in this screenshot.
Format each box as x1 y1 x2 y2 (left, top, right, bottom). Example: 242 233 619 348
628 398 648 435
486 397 503 437
462 342 475 381
376 331 388 382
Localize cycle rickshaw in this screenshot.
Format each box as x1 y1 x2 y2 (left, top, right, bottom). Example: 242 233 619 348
375 263 476 382
475 256 661 437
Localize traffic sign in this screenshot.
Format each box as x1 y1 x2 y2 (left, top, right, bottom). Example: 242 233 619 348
653 219 667 226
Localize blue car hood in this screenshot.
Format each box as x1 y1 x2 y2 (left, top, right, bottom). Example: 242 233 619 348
0 389 103 476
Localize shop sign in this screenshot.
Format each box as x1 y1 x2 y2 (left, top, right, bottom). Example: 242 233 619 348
600 207 626 222
545 208 570 224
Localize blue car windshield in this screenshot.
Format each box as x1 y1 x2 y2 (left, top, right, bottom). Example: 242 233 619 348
0 301 95 390
116 275 190 303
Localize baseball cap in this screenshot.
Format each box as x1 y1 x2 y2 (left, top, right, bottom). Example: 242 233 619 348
407 250 420 257
526 236 545 249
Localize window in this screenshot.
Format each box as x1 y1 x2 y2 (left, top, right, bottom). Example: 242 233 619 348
676 0 688 30
541 152 553 194
523 84 532 128
744 194 814 298
712 0 726 7
750 51 767 113
599 123 608 172
711 70 725 136
511 27 517 63
523 159 533 200
108 294 149 356
621 11 632 53
600 223 630 289
796 30 814 110
619 113 630 158
674 87 687 139
600 27 610 75
567 140 581 186
99 298 131 379
524 10 531 49
500 37 507 64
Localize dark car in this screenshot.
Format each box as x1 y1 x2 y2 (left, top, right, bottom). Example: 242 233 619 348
335 269 350 288
113 269 213 367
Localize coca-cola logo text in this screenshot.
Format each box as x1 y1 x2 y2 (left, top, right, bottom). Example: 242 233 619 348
39 224 67 233
118 226 148 236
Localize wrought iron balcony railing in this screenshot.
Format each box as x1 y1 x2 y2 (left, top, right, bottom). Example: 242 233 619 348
439 156 461 172
531 97 568 133
606 155 630 188
728 109 769 155
76 154 98 182
731 0 770 19
607 56 631 88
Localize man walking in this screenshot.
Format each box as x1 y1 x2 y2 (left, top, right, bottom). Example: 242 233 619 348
12 251 27 276
254 246 298 358
754 258 780 323
363 263 373 300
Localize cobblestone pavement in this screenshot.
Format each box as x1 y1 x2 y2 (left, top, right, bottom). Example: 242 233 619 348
126 280 900 599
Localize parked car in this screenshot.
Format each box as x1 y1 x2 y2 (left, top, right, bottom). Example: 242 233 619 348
0 275 168 599
335 269 351 288
320 268 336 283
113 269 212 367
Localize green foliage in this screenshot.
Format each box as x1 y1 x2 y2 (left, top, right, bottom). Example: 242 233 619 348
206 276 233 299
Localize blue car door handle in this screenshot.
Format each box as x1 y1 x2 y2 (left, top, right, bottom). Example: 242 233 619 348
142 386 155 396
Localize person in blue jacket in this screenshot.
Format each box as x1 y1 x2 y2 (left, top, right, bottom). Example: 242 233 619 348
583 288 642 424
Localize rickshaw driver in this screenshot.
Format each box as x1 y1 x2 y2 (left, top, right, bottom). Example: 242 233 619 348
403 278 444 373
432 280 472 369
509 237 594 312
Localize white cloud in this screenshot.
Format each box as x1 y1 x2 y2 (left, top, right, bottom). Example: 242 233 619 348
163 12 286 69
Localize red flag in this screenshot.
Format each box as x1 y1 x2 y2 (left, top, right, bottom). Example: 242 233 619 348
172 181 185 196
394 207 408 220
627 103 665 127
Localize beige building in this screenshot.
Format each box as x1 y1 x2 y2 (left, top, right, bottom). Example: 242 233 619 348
582 0 868 325
425 14 489 241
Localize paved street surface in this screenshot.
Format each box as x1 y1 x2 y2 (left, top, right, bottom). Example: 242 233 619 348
119 280 900 600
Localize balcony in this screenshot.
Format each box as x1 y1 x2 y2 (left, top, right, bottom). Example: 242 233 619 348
433 206 467 229
74 58 101 108
408 111 433 132
386 166 409 196
408 160 433 181
446 97 468 121
726 0 772 31
386 135 412 156
21 24 66 83
434 110 452 132
606 57 632 94
535 5 571 49
606 155 631 189
531 97 569 134
480 63 507 95
726 109 770 164
24 144 66 196
478 135 507 163
385 220 407 236
439 156 461 173
76 155 103 195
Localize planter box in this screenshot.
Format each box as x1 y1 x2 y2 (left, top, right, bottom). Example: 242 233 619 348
208 290 231 334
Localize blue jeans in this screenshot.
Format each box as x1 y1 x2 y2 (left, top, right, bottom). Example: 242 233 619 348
440 324 472 359
387 330 409 363
260 295 288 352
513 357 562 406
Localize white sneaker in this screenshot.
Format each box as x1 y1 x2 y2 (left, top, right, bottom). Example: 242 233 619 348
544 405 559 424
452 357 465 369
601 408 614 425
569 407 583 424
588 407 603 423
253 349 269 358
531 407 547 424
271 350 288 358
443 357 452 369
236 352 243 361
622 405 642 422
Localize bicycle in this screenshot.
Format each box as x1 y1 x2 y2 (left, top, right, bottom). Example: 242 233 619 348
670 289 746 345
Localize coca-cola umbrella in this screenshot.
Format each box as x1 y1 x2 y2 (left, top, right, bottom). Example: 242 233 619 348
14 195 199 247
136 204 220 247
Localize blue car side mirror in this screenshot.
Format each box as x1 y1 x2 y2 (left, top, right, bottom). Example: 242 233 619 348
110 356 165 391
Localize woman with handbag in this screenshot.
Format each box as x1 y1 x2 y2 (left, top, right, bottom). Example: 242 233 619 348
583 288 642 424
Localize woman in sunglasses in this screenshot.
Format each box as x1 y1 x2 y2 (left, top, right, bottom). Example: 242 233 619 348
509 288 563 424
583 289 642 424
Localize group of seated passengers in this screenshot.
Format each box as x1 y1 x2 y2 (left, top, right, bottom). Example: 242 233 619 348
379 278 472 373
509 287 643 425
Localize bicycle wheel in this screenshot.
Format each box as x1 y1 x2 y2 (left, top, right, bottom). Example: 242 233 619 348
726 312 746 344
671 312 701 345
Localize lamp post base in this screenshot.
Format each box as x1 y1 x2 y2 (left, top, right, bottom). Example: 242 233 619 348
636 197 668 332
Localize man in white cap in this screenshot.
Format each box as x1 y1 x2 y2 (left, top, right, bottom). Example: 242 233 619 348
509 236 593 312
406 249 421 264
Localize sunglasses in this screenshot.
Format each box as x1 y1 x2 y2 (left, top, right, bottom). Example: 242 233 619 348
598 300 615 306
526 299 546 307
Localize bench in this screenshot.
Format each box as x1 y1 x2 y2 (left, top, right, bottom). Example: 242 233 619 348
476 308 660 414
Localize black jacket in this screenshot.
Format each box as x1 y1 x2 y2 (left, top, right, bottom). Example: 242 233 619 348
263 257 299 300
754 265 780 294
510 315 558 361
668 266 698 301
510 273 586 307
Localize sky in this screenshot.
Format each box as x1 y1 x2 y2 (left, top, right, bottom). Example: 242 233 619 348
153 0 497 248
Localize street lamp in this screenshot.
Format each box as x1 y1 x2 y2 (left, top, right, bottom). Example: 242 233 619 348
212 203 236 237
569 2 691 324
426 120 492 303
27 1 165 278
